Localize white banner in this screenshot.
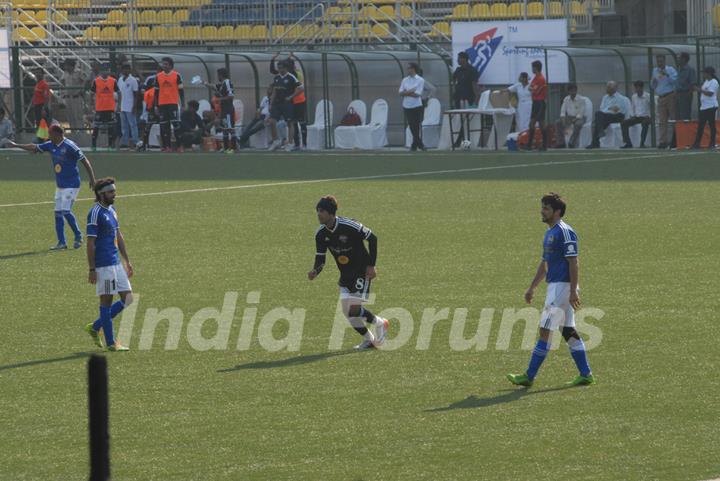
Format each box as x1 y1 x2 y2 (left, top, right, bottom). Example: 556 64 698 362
0 29 10 88
452 20 569 85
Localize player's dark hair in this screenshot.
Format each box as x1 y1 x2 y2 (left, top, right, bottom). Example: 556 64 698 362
316 195 338 215
49 124 64 135
680 52 690 62
217 67 229 79
541 192 566 217
519 71 529 79
567 83 577 91
161 57 174 67
531 60 542 72
458 52 468 60
94 177 116 201
408 62 419 73
633 80 644 88
188 100 199 110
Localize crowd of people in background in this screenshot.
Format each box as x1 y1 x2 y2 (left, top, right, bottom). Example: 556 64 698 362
449 52 719 151
3 50 718 152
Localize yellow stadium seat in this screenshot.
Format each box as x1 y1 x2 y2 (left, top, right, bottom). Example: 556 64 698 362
13 9 35 24
234 24 252 40
83 26 101 41
372 23 392 38
271 24 285 38
173 10 189 23
157 9 174 24
139 10 157 24
449 4 469 20
399 5 413 19
217 25 233 40
378 5 394 19
33 10 47 23
527 2 544 18
490 2 508 18
333 23 351 40
570 1 585 15
584 0 600 14
430 21 449 38
105 10 126 25
100 26 116 42
11 27 30 42
30 26 46 40
201 25 217 40
470 3 490 19
714 5 720 28
508 2 525 17
548 1 563 17
250 24 266 40
183 25 200 40
116 26 129 41
152 25 168 41
324 6 341 21
136 26 152 41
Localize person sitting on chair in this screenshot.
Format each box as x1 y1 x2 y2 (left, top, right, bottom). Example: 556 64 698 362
586 81 628 149
621 80 651 149
554 83 587 148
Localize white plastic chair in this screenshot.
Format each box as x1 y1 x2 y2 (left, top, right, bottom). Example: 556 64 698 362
306 99 334 150
232 98 244 135
333 99 367 149
354 99 389 149
197 99 212 117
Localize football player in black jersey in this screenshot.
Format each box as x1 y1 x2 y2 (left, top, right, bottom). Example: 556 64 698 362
308 196 388 350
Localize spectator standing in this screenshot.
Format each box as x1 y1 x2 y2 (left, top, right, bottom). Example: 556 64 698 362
118 63 140 149
526 61 548 150
32 69 51 128
153 57 185 153
267 60 301 151
271 53 308 151
0 108 15 146
621 80 651 149
586 81 628 149
506 72 532 132
452 52 480 147
651 54 678 149
90 64 119 151
554 83 587 148
675 52 696 121
691 66 719 149
60 59 86 132
399 62 425 151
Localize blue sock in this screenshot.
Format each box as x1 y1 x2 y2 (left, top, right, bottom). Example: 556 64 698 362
99 305 115 346
92 301 125 331
62 210 82 240
526 339 550 380
54 211 66 245
568 337 592 377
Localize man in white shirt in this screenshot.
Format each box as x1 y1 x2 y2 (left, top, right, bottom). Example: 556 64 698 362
117 64 140 149
621 80 651 149
586 81 628 149
399 62 426 151
554 84 586 148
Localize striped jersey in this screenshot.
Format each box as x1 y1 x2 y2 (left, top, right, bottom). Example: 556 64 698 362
542 220 578 283
315 217 373 281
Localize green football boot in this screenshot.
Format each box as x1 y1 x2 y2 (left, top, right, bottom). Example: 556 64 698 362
506 373 533 387
107 343 129 352
566 374 595 386
84 323 104 348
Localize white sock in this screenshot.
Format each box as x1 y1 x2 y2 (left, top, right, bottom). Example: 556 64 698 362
363 330 376 342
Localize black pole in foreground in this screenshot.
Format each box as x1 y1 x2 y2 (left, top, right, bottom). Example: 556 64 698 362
88 354 110 481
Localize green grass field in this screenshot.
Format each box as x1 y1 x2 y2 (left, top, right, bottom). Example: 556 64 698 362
1 149 719 481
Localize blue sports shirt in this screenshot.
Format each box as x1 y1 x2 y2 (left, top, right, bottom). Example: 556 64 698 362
542 220 578 283
36 138 85 188
87 203 120 268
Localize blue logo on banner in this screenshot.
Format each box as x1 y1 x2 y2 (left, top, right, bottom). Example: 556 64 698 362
464 27 504 77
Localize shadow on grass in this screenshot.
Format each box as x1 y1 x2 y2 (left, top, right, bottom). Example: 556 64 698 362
427 385 578 412
217 349 359 372
0 250 50 260
0 351 92 372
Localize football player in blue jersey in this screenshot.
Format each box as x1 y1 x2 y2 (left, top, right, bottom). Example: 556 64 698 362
507 193 594 386
83 177 133 352
9 125 96 250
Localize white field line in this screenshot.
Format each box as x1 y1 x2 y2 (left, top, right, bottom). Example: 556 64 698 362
0 151 703 209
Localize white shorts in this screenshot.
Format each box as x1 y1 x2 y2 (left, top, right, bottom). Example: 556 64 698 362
96 263 132 296
540 282 577 330
54 188 80 212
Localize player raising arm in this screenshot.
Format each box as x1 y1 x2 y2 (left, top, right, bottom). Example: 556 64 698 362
9 125 96 250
